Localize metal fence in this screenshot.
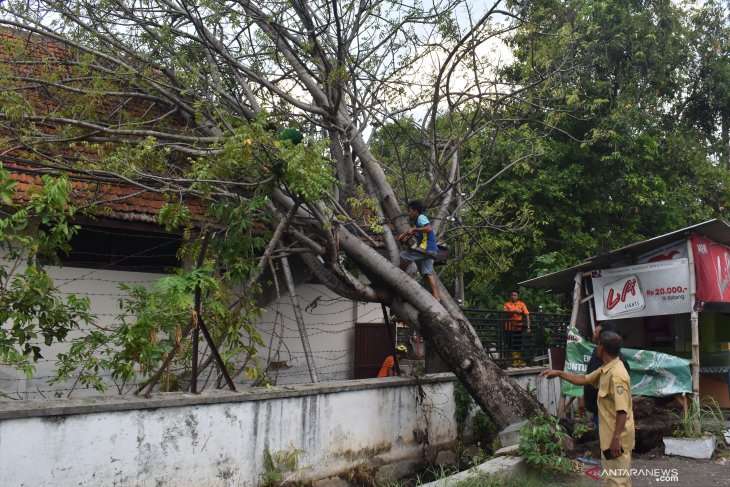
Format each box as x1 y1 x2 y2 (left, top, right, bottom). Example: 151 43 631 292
462 309 570 367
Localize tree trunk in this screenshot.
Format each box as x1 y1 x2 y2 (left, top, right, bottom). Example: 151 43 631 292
334 226 543 430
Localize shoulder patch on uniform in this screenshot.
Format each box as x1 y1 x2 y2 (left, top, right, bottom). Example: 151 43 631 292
616 384 625 395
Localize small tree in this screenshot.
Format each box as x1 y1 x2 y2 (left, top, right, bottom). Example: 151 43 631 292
0 166 92 382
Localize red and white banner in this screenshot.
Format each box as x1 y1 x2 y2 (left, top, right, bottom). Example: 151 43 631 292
592 259 691 320
691 235 730 303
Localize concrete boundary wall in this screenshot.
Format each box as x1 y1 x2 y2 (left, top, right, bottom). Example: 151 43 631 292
0 370 556 487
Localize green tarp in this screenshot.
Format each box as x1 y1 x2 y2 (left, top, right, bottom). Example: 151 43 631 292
562 327 692 397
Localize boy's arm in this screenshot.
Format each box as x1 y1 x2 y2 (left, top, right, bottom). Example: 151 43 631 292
409 215 432 234
409 224 432 234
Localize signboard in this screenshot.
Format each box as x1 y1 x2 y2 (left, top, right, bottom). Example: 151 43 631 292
561 327 692 397
692 234 730 303
591 259 691 320
636 240 687 264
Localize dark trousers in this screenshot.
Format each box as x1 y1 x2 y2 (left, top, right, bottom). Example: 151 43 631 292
505 328 523 351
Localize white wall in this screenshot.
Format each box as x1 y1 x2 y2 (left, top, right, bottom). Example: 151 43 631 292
508 368 561 416
0 371 558 487
255 283 382 384
0 376 458 487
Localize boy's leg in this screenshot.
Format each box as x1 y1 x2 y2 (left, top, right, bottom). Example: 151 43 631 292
417 256 440 302
425 274 441 302
399 249 415 272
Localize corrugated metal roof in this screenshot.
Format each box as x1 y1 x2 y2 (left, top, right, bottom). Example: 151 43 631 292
520 219 730 293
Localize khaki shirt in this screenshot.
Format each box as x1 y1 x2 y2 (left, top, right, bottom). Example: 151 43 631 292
585 357 635 452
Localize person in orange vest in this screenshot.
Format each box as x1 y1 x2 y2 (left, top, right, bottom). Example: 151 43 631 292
503 290 531 367
377 345 408 377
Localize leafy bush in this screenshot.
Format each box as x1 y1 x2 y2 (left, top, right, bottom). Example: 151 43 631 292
473 411 497 441
453 381 473 435
0 169 93 377
453 382 497 443
518 414 573 473
571 411 594 441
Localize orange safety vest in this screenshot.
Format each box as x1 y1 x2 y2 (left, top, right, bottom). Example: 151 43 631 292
377 355 395 377
503 301 529 331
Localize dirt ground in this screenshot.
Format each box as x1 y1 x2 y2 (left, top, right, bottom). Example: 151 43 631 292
564 398 730 486
570 453 730 486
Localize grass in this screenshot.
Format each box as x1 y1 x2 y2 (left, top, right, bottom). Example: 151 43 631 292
671 396 725 438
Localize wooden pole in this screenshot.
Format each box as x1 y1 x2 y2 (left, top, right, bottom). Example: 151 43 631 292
568 271 583 329
197 316 236 391
190 233 210 394
583 277 596 334
381 305 401 376
280 252 319 383
685 238 700 400
557 272 584 418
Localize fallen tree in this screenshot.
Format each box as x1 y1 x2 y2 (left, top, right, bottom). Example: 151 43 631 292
0 0 577 427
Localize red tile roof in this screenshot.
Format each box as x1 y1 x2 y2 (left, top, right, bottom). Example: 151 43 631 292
2 159 206 224
0 28 205 225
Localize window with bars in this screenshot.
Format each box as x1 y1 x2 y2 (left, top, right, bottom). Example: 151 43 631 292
59 223 182 273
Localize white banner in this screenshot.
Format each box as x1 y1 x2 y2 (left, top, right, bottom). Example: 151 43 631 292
591 259 691 320
636 239 687 264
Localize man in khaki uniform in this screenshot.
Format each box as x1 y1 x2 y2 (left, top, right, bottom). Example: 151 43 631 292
541 331 634 486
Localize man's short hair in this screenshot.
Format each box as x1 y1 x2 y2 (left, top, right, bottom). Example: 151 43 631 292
408 200 424 214
599 331 622 357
